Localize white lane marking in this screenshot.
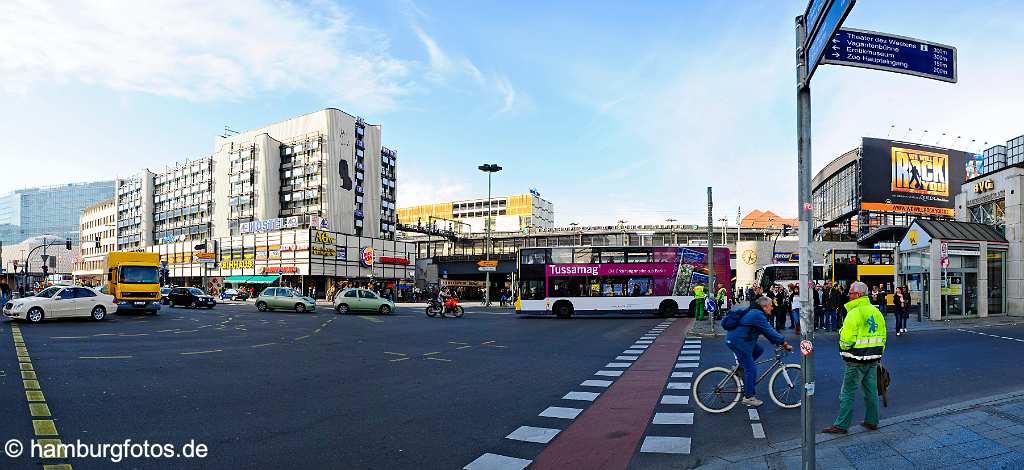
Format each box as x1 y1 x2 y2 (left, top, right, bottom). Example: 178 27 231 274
624 349 645 355
653 412 694 425
539 406 583 419
684 338 701 343
675 362 699 368
661 395 689 405
506 426 560 444
681 345 701 349
640 436 691 454
748 408 760 420
617 355 640 361
606 362 631 368
671 372 693 378
581 380 614 387
636 340 654 344
563 391 600 401
595 370 624 377
464 453 532 470
666 382 691 390
678 356 701 362
751 423 766 439
631 345 649 349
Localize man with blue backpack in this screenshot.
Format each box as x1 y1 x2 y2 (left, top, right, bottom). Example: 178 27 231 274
721 296 793 407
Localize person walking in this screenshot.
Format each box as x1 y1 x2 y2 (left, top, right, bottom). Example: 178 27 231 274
716 283 728 312
0 278 10 308
724 296 793 407
790 285 802 335
893 287 909 336
822 281 887 434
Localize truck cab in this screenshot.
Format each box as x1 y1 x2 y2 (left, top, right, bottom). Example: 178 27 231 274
105 252 162 314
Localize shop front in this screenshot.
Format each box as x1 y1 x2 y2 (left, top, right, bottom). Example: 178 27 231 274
897 219 1007 320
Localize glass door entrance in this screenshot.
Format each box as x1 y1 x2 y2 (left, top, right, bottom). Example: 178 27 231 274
941 274 963 318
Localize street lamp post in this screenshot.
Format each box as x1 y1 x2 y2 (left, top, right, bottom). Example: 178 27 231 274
478 164 502 307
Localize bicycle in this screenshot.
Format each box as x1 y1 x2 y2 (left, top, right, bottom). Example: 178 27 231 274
692 345 802 413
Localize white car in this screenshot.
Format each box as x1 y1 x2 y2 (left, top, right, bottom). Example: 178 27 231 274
3 286 117 323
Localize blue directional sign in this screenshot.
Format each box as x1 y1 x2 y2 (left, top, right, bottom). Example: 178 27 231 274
803 0 830 49
806 0 855 82
823 28 957 83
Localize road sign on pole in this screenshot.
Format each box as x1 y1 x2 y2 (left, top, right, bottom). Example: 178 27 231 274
823 28 957 82
805 0 856 83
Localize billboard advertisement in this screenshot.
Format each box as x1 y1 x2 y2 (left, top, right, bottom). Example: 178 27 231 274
860 137 968 217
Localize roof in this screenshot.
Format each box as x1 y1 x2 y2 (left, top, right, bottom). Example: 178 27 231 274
740 210 797 229
912 219 1007 243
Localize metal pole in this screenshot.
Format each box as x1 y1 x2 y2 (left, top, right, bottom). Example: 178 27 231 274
484 172 491 307
795 15 815 470
706 187 716 334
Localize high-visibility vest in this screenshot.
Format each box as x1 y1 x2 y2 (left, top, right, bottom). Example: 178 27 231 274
838 296 887 363
693 285 705 299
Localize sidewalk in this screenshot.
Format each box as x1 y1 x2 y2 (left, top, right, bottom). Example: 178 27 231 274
698 391 1024 469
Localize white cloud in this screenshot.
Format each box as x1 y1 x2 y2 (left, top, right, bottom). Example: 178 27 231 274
0 0 411 111
396 171 467 208
494 76 517 113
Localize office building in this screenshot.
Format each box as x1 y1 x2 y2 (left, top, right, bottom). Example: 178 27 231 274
0 181 116 245
398 192 554 233
72 198 118 281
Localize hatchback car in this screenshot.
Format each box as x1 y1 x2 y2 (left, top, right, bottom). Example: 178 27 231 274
4 286 117 323
219 288 249 301
255 287 316 312
167 287 217 309
333 288 395 315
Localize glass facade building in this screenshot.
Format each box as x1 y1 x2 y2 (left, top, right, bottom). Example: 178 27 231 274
0 181 115 245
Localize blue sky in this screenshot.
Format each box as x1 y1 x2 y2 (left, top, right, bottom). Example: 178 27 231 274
1 0 1021 226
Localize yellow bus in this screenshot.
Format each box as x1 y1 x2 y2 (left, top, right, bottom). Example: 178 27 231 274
105 252 162 314
825 248 895 305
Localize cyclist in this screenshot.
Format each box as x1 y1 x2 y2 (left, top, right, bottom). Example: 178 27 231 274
725 295 793 407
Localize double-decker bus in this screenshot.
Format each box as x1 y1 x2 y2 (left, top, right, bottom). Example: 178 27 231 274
754 263 826 291
515 246 731 318
825 248 896 304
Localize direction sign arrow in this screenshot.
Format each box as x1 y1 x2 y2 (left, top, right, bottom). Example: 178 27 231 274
822 28 957 83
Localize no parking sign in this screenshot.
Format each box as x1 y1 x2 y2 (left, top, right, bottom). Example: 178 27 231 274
800 339 813 356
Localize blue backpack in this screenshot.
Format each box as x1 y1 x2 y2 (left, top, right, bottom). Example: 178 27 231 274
720 306 749 331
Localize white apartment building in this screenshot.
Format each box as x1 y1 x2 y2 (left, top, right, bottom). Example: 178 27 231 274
72 198 118 281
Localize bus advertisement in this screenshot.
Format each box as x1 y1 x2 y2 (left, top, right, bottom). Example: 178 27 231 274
515 246 731 318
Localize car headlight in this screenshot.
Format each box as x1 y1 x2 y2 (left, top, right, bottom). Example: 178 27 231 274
10 303 25 312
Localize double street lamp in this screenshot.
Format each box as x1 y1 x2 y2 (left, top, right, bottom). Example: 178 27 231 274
478 164 502 307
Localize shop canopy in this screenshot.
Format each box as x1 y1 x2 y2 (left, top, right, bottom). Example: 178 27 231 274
223 275 281 284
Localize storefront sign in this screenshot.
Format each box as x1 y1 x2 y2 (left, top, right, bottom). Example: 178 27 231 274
309 215 330 230
360 247 375 267
263 266 298 274
312 246 336 257
240 216 300 234
221 259 255 269
440 279 486 287
313 231 336 245
194 252 216 264
972 179 995 193
380 256 410 265
280 244 308 252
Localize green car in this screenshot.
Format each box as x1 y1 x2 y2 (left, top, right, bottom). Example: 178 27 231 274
255 287 316 312
333 288 395 315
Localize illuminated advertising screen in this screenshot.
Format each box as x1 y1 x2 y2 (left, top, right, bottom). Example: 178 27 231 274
860 138 968 217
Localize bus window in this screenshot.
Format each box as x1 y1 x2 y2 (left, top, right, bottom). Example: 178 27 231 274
601 250 626 264
573 247 595 264
626 249 652 264
627 278 652 296
521 249 548 265
550 248 573 265
522 280 545 299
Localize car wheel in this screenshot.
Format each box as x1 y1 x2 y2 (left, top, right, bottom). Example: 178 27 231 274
26 307 44 323
553 300 573 319
91 305 107 321
189 300 198 308
379 305 391 315
256 302 268 312
336 304 349 314
295 303 306 313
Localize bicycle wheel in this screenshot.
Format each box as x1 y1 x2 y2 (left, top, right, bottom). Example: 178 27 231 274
768 364 803 409
692 367 743 413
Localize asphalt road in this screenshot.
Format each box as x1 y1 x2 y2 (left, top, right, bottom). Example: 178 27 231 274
2 304 1023 469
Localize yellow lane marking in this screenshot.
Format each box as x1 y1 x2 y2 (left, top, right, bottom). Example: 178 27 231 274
33 420 58 436
294 335 311 341
180 350 222 355
24 380 40 389
19 355 32 362
50 336 89 339
426 357 452 362
44 463 73 469
26 390 45 401
422 352 441 356
22 371 37 379
79 356 133 359
16 346 28 354
384 352 407 356
29 403 51 417
250 343 277 348
38 439 68 459
389 357 410 362
20 362 33 370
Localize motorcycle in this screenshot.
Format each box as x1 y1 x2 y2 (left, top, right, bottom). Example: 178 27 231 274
425 297 465 318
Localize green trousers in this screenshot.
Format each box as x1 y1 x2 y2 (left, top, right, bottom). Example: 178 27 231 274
694 298 705 320
834 361 880 430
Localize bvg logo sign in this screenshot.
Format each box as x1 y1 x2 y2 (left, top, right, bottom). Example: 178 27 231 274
891 147 949 197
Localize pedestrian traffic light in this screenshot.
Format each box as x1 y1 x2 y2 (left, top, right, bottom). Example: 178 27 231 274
782 224 792 237
65 238 71 250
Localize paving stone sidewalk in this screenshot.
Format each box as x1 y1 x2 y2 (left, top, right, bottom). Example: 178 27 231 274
698 392 1024 469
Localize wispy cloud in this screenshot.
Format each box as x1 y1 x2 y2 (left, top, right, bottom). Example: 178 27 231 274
0 0 411 111
494 76 517 113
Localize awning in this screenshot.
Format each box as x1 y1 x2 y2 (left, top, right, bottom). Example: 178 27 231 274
223 275 281 284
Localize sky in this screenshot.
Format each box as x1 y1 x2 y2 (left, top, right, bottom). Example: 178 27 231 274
1 0 1022 226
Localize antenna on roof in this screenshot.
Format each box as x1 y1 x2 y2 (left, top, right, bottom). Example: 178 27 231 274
220 126 239 138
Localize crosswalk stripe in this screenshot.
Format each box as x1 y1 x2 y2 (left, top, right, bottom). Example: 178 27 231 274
464 453 532 470
505 426 560 444
539 406 583 419
640 436 691 454
562 391 600 401
581 380 613 387
652 412 694 425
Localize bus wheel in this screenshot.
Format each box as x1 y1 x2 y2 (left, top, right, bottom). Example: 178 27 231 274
553 301 573 319
658 300 679 317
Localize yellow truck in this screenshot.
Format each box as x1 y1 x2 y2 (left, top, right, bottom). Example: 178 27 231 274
105 252 162 314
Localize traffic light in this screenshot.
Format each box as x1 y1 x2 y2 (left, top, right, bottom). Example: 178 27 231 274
42 264 48 276
65 238 71 250
194 242 207 251
782 224 792 237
